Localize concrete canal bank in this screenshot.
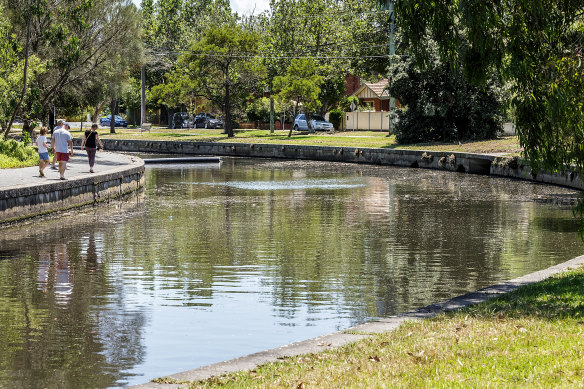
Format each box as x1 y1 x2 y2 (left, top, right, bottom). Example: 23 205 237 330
0 151 144 224
92 138 584 191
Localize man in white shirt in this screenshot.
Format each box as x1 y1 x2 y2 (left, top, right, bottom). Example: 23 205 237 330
51 122 74 180
51 119 64 169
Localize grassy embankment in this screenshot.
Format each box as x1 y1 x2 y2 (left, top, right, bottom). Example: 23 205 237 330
154 266 584 388
86 127 522 155
2 127 521 169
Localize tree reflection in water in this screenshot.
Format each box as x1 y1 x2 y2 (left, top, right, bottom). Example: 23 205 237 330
0 196 147 388
0 158 582 388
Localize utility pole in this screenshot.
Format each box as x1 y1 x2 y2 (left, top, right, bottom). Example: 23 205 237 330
141 65 146 126
387 0 396 137
268 80 275 133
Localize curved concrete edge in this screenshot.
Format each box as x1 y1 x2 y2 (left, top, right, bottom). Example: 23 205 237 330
95 139 583 191
130 254 584 389
0 155 145 225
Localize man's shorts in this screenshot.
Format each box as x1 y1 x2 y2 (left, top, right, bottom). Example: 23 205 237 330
56 152 69 162
38 152 49 161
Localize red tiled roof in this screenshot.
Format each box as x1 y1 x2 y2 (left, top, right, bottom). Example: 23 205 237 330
364 79 389 97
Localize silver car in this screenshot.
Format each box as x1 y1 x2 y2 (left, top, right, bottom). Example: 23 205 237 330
293 114 334 131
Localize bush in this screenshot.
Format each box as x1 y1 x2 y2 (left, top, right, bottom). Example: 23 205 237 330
388 43 506 144
328 109 343 130
0 139 39 168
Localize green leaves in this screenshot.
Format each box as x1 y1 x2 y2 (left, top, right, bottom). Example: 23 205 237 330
274 58 323 114
397 0 584 175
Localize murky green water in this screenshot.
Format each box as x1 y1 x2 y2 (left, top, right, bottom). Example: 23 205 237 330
0 158 582 388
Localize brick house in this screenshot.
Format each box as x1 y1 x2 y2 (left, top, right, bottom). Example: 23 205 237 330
344 75 401 111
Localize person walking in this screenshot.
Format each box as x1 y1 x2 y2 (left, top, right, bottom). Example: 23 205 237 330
51 119 64 169
80 123 104 173
37 127 50 177
51 122 74 180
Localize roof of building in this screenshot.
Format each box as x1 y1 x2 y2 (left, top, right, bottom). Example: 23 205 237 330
351 79 389 99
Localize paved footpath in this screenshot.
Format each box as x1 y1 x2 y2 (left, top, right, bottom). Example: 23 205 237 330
0 150 135 190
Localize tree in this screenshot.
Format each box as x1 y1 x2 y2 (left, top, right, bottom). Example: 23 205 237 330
273 58 323 136
388 40 506 144
176 24 264 137
2 0 143 135
141 0 235 118
0 4 25 135
395 1 584 176
262 0 389 118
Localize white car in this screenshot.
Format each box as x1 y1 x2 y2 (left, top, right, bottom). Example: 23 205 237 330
293 114 334 131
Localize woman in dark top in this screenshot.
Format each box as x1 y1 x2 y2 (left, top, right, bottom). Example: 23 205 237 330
81 123 104 173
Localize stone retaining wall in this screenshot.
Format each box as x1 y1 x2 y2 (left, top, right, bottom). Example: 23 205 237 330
94 139 496 175
93 139 583 191
0 158 145 224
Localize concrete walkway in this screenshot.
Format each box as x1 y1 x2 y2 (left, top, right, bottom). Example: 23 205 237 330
0 150 136 190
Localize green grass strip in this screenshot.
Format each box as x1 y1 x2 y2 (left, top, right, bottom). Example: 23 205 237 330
184 267 584 388
85 128 521 155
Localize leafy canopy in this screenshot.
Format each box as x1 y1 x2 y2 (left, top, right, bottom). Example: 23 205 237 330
396 0 584 174
176 23 264 136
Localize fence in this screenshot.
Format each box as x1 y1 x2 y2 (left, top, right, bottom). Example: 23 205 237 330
343 111 391 131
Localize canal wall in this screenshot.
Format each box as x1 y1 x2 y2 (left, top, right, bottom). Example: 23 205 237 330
92 139 584 191
0 155 145 225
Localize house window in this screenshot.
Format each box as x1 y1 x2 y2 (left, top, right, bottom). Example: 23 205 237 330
363 101 375 111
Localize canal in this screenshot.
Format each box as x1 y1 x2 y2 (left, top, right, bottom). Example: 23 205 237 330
0 157 581 388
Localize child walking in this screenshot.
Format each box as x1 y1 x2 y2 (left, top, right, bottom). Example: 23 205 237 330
37 127 50 177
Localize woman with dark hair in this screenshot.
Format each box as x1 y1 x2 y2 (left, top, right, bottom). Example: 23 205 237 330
80 123 104 173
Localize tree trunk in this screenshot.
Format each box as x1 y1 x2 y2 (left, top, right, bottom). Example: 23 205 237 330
110 99 116 134
3 9 31 139
306 112 315 133
288 101 299 138
93 100 108 123
22 119 32 141
224 82 233 137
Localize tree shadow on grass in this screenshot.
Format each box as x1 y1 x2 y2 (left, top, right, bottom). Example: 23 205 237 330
467 269 584 320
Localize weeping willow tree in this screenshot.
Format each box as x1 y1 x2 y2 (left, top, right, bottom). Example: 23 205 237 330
394 0 584 233
395 1 583 173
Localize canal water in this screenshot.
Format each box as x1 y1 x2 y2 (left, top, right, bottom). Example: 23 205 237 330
0 158 582 388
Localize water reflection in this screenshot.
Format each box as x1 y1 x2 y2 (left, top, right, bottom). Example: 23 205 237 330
0 158 582 387
0 197 147 388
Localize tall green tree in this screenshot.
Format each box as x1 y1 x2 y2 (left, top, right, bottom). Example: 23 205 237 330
0 4 26 136
177 24 264 137
388 39 506 144
2 0 143 135
273 58 323 136
395 1 584 176
140 0 234 118
262 0 388 116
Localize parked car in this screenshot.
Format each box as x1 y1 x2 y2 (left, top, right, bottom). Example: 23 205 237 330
171 112 194 129
194 113 223 129
99 115 128 127
293 114 334 131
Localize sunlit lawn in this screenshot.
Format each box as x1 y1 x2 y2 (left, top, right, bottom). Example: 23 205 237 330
72 126 521 155
2 126 521 169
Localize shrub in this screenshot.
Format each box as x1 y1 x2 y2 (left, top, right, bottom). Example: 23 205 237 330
328 108 343 130
388 42 506 144
0 139 39 168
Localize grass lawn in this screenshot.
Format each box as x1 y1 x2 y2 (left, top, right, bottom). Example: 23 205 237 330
155 266 584 388
72 126 522 155
2 127 521 169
